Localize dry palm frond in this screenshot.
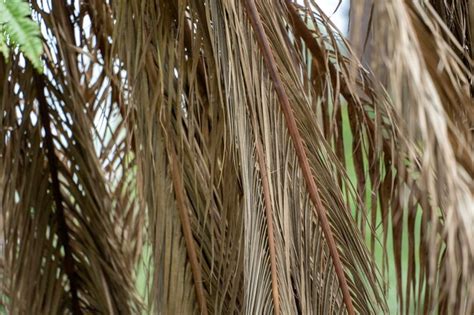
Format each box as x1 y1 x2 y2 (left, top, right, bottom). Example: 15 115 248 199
430 0 474 70
1 0 473 314
351 0 474 313
112 0 389 314
1 1 141 313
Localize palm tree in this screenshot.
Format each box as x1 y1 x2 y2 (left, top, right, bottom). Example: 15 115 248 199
0 0 472 314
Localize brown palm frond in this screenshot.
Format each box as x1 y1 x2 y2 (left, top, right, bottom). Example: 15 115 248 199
1 1 141 313
430 0 474 71
1 0 473 314
111 0 388 314
350 0 474 313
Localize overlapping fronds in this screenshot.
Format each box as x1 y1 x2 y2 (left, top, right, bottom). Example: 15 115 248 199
351 0 474 313
1 0 141 313
430 0 474 71
110 0 390 313
0 0 472 314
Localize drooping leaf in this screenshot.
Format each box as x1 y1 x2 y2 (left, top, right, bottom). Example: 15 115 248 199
1 0 473 314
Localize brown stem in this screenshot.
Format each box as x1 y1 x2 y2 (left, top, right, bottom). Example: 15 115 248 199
35 72 83 315
168 142 208 315
242 1 355 314
250 110 281 315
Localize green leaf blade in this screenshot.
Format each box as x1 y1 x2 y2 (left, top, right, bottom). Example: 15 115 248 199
0 0 42 70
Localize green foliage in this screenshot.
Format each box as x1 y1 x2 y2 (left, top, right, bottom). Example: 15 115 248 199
0 31 8 59
0 0 42 70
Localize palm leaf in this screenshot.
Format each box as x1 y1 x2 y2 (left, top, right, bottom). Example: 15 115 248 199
0 0 472 314
112 0 387 313
0 1 141 313
350 0 474 313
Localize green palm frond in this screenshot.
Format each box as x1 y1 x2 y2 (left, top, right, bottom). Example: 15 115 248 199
0 0 42 70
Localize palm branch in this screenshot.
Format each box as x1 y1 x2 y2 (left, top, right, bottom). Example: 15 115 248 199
0 0 472 314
